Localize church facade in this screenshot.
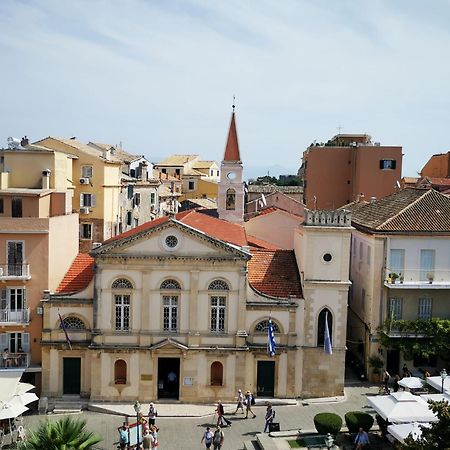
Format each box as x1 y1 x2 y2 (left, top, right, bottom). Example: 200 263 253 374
41 112 352 402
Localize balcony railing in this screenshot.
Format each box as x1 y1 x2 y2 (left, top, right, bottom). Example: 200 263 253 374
0 264 31 280
385 269 450 287
0 308 30 324
0 352 30 369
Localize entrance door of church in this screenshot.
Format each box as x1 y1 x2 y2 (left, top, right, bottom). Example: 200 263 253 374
157 357 180 400
257 361 275 397
63 357 81 395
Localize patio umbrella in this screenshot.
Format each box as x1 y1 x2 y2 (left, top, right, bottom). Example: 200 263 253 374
425 376 450 393
0 370 24 403
367 392 438 423
14 382 35 395
421 393 450 402
398 377 425 389
387 422 431 444
0 397 29 420
16 392 39 406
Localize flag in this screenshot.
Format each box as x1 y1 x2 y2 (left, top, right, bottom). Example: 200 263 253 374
261 193 267 207
59 312 72 350
324 312 332 355
267 318 276 357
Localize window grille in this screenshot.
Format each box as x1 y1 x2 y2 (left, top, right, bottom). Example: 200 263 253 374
160 279 181 290
112 279 133 289
208 280 229 291
255 320 280 333
61 316 85 330
210 296 226 332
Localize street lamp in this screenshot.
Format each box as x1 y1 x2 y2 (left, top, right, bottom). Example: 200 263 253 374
325 433 334 449
134 400 141 449
440 369 447 394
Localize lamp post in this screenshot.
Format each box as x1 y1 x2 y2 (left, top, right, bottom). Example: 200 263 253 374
134 400 141 449
440 369 447 394
325 433 334 449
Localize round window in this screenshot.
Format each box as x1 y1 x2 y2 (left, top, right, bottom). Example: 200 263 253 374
165 235 178 248
323 253 332 263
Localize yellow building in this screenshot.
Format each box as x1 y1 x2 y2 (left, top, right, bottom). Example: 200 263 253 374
34 137 123 252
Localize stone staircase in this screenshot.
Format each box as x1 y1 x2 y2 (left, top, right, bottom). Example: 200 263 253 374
52 395 84 414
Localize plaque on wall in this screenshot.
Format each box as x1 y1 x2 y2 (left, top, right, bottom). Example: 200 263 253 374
141 374 153 381
183 377 193 386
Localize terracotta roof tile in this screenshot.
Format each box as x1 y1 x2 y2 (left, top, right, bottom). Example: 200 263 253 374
56 253 95 294
247 235 280 250
248 249 302 298
344 188 450 232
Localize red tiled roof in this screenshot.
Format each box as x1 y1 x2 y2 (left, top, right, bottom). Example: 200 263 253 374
247 235 280 250
56 253 95 294
223 112 241 162
102 210 248 248
248 249 302 298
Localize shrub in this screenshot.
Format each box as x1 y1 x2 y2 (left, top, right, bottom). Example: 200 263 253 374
313 412 343 436
344 411 374 433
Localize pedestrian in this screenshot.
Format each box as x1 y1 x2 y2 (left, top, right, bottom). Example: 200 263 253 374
216 400 231 427
382 368 390 388
402 364 409 378
354 427 370 449
150 425 158 449
201 426 214 449
118 423 129 450
393 374 400 393
263 402 275 433
148 402 158 426
234 389 244 414
143 429 152 450
212 426 224 450
244 391 256 419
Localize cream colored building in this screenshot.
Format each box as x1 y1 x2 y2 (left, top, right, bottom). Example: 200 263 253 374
40 112 352 404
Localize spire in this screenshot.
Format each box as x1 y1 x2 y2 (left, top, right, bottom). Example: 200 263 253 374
223 103 241 163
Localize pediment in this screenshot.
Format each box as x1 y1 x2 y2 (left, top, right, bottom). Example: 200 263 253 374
149 338 189 352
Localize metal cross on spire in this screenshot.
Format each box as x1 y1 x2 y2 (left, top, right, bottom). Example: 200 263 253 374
232 95 236 112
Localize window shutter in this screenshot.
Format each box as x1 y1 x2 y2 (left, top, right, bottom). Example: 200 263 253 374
91 194 96 207
0 333 7 350
0 288 6 309
80 194 84 207
22 333 30 352
22 288 27 306
128 185 134 199
79 224 83 238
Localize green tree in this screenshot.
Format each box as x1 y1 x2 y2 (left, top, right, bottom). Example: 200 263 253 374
401 400 450 450
19 416 102 450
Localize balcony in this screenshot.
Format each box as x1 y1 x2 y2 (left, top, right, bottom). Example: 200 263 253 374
0 308 31 324
0 264 31 280
0 352 30 369
384 269 450 289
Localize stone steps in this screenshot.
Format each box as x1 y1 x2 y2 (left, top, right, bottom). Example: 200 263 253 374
243 439 261 450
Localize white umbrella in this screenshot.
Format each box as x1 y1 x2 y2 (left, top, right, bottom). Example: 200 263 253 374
14 382 35 395
387 422 431 444
425 376 450 394
398 377 425 389
367 392 438 423
0 370 24 403
0 397 29 420
16 392 39 406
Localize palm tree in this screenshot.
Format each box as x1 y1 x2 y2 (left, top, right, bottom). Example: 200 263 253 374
19 416 102 450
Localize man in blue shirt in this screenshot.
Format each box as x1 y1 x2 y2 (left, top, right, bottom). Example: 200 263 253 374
118 423 129 450
354 427 370 449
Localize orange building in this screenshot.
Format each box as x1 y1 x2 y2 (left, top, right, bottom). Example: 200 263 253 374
301 134 402 209
420 151 450 178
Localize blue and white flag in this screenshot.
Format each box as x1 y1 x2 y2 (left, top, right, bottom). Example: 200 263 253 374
268 318 276 357
59 312 72 350
324 311 332 355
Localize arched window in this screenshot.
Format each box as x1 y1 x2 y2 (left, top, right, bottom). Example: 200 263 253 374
114 359 127 384
111 278 133 289
226 189 236 210
255 320 280 333
160 279 181 290
317 308 333 347
161 279 180 332
112 279 132 331
60 316 86 330
208 280 229 291
210 361 223 386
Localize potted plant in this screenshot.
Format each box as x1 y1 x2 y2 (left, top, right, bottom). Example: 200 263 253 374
390 273 399 284
426 272 434 284
368 354 384 383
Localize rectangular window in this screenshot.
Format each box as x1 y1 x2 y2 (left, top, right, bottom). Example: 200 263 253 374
175 168 181 176
418 298 432 319
389 297 403 320
367 246 371 266
7 241 24 276
80 223 92 240
210 296 226 333
390 249 405 276
161 168 166 174
133 193 141 207
188 181 195 190
359 242 363 260
81 165 93 178
0 198 3 214
379 159 397 170
210 169 213 176
115 295 130 331
11 198 22 217
80 193 96 208
163 295 178 332
420 249 435 281
150 193 155 204
126 211 132 226
216 170 219 176
134 218 139 227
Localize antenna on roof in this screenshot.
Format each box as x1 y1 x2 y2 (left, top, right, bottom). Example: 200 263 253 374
337 124 342 135
232 95 236 113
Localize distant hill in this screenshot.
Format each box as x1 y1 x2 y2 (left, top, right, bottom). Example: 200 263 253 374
244 164 295 182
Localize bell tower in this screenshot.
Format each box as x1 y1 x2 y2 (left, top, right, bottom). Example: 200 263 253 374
218 105 244 224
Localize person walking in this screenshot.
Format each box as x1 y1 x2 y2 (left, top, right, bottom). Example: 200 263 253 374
393 374 400 392
147 402 158 426
201 426 214 449
263 402 275 433
143 429 152 450
383 368 390 389
354 427 370 449
118 423 129 450
244 391 256 419
216 400 231 427
234 389 244 414
212 426 224 450
149 425 158 449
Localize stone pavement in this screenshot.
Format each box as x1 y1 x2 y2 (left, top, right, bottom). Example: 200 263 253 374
22 384 380 450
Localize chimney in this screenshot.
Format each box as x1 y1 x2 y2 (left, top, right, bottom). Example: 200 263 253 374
370 196 377 204
140 161 148 181
42 169 51 189
21 136 29 147
359 193 365 202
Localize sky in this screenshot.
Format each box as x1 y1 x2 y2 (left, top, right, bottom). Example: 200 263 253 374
1 0 450 179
